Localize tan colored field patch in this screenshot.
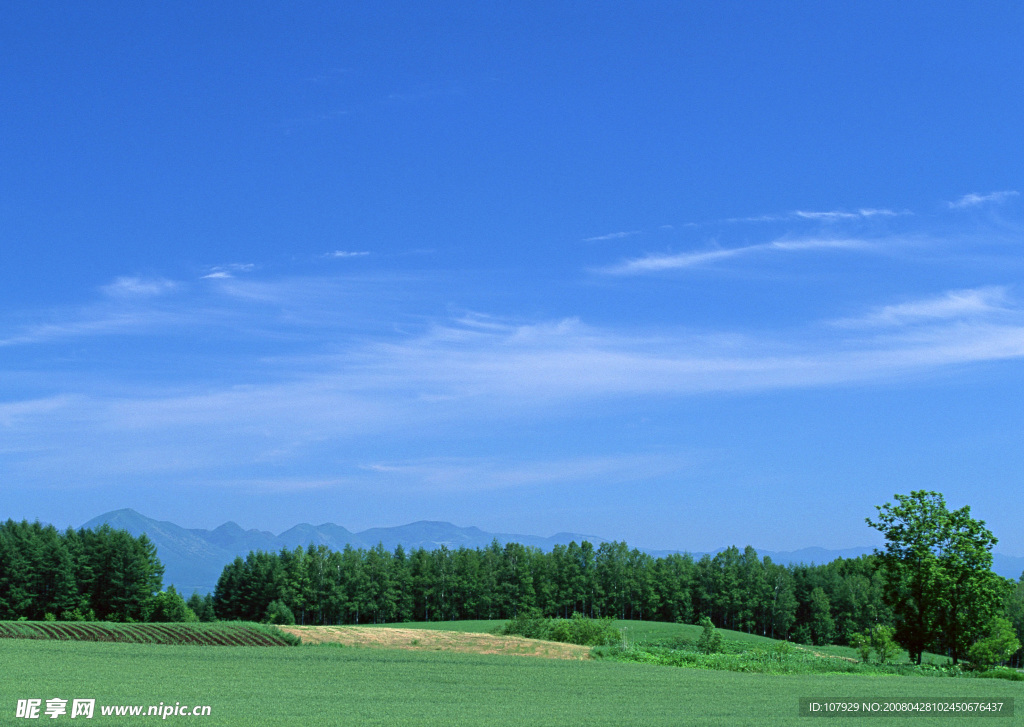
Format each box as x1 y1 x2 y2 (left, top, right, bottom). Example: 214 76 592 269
279 626 591 660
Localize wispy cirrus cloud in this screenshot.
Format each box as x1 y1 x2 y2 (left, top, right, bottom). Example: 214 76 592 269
583 230 642 242
323 250 370 258
719 208 907 225
101 276 178 298
831 287 1012 328
795 208 903 221
948 190 1019 209
5 287 1024 486
9 296 1024 433
600 237 870 275
201 263 255 280
0 309 189 347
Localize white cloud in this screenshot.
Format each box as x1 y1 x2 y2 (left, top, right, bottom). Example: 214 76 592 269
948 190 1019 209
5 292 1024 486
794 210 860 221
0 311 186 347
583 230 642 242
324 250 370 258
202 263 255 279
600 237 870 274
831 287 1011 328
794 208 904 221
857 208 903 217
101 277 178 298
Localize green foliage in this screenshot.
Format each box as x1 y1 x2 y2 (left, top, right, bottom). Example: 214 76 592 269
867 490 1005 665
547 613 621 646
265 599 296 625
848 630 872 663
499 612 550 640
967 616 1021 670
500 613 621 646
0 519 164 623
869 624 899 664
186 592 217 622
60 607 95 622
696 616 722 654
148 585 197 622
807 587 834 645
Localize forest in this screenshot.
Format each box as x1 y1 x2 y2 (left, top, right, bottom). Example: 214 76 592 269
0 520 166 622
208 533 1024 667
3 491 1023 668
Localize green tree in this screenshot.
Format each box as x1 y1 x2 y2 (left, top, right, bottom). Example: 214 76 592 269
1004 574 1024 668
149 585 196 622
696 615 722 654
967 616 1021 670
869 624 899 664
867 491 1004 664
849 630 872 663
808 587 835 645
186 592 217 622
265 599 295 625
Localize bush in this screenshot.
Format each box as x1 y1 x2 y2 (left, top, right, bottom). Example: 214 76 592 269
968 617 1021 670
265 600 296 625
696 617 722 654
148 586 198 623
500 613 621 646
500 612 551 640
849 631 872 663
869 624 899 664
547 613 621 646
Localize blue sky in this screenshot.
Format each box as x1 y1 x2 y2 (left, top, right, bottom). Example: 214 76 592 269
3 3 1023 555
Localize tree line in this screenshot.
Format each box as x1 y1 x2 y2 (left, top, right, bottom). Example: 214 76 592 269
209 492 1023 666
0 520 164 622
3 491 1022 668
209 539 909 646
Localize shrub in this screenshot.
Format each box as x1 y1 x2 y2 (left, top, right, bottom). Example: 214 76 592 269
265 600 296 625
501 613 621 646
870 624 899 664
500 612 550 640
849 630 872 663
696 617 722 654
547 613 621 646
968 617 1021 670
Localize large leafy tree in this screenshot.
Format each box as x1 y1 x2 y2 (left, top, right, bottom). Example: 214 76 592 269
867 491 1005 664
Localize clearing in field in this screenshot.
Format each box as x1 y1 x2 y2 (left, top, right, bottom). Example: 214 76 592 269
280 625 591 659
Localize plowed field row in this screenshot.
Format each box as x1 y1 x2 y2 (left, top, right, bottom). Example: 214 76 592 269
0 621 294 646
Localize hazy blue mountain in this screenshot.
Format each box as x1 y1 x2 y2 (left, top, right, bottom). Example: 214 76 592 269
79 509 1024 596
80 509 232 596
752 546 876 565
196 521 280 553
277 523 367 551
79 509 605 594
354 521 606 552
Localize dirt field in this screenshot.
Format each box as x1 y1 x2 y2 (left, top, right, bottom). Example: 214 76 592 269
280 626 591 660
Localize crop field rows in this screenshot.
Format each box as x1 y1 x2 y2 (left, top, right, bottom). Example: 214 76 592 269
0 621 295 646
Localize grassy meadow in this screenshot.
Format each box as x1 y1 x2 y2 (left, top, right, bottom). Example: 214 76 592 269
3 621 1021 726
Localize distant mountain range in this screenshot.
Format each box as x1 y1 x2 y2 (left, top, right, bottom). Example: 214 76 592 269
80 509 1024 596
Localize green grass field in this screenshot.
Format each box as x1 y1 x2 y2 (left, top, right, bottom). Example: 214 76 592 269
2 635 1020 726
